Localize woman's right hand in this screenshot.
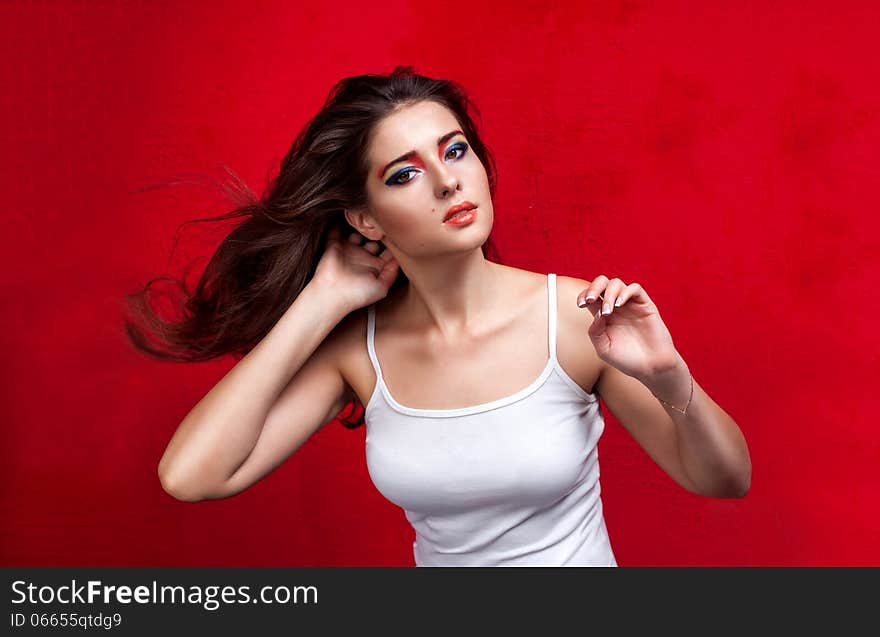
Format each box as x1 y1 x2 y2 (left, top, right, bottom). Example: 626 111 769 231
310 225 400 313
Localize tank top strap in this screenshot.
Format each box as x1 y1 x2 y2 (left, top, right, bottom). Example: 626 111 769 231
366 304 384 381
548 273 558 363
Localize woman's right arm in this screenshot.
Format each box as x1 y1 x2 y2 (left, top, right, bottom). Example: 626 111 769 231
157 282 351 501
157 228 399 502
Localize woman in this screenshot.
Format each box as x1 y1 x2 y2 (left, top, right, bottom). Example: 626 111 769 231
128 66 751 566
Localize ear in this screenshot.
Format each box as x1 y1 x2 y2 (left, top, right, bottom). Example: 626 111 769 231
344 206 384 242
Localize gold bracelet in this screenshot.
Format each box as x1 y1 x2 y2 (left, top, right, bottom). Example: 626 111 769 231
649 373 694 415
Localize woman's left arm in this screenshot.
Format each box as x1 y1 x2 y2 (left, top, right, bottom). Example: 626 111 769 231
576 275 752 499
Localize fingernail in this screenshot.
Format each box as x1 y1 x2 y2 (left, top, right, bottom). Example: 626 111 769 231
602 304 610 315
615 298 622 307
577 300 587 308
585 296 595 304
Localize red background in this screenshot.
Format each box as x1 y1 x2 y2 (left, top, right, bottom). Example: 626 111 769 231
2 1 877 566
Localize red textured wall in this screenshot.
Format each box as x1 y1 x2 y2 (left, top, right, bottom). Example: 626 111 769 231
2 2 877 566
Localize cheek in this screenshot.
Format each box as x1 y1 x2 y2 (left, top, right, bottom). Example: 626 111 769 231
380 203 434 238
468 160 490 189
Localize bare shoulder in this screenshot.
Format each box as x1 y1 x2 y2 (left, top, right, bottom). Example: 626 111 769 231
554 274 594 310
492 263 549 298
325 296 416 408
492 266 605 393
554 274 601 342
554 274 606 395
320 305 371 404
310 304 365 363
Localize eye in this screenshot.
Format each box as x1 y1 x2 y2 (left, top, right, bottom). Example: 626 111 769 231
389 168 417 185
445 142 468 160
385 142 469 186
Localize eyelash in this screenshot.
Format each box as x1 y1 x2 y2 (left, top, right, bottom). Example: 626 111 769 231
387 142 469 186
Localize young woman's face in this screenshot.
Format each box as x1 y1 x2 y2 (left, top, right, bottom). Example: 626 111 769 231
356 100 493 257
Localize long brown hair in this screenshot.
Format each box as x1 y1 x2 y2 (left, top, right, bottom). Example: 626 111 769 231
123 65 503 428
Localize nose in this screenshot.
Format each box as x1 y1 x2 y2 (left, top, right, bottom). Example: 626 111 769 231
434 165 461 199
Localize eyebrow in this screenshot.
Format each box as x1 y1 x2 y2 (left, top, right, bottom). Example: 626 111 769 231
377 129 464 180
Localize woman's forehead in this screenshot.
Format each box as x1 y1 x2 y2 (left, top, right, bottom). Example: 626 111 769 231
371 102 460 151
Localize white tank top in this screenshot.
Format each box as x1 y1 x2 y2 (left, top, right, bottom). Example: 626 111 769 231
364 273 617 567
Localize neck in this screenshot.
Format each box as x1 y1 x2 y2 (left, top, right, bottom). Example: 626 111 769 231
395 248 502 343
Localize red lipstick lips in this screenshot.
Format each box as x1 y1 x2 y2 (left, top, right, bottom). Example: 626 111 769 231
443 201 478 223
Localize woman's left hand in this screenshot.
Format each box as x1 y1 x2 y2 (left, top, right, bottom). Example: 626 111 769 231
577 275 681 382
